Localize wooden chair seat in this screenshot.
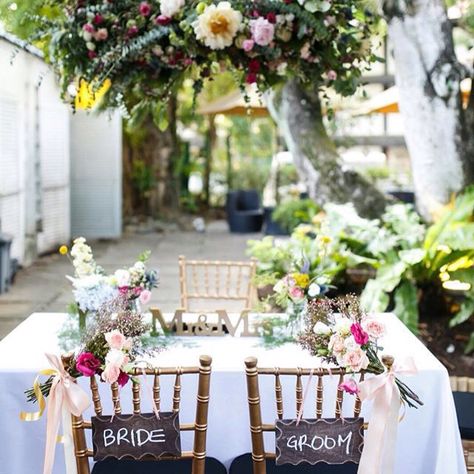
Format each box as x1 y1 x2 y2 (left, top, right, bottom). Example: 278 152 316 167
92 457 227 473
230 453 358 473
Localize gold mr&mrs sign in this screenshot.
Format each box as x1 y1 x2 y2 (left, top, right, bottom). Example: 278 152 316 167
150 308 259 337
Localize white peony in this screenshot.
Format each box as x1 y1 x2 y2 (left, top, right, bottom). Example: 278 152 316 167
114 269 131 287
313 321 331 336
160 0 185 18
194 2 242 50
307 283 321 297
334 316 352 336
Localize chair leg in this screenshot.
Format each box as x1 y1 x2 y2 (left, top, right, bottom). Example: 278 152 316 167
71 415 91 474
245 357 266 474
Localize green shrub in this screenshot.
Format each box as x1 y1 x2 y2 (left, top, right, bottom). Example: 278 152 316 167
272 199 320 233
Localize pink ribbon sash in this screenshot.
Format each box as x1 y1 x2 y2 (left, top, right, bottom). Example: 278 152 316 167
357 357 417 474
42 353 90 474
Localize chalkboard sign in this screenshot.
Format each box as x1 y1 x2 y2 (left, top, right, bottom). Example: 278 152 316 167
92 412 181 461
275 417 364 466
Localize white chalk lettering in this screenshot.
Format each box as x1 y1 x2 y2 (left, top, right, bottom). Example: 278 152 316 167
103 429 115 448
149 429 166 443
101 428 168 448
286 431 353 454
338 432 353 455
117 428 130 445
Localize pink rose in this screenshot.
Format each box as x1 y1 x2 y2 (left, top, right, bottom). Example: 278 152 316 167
76 352 101 377
329 334 345 354
94 28 108 41
289 287 304 300
102 363 120 384
327 70 337 81
362 318 385 339
243 39 255 52
83 23 94 33
339 378 359 395
250 17 275 46
343 348 369 372
139 289 152 305
350 323 369 346
105 330 127 350
139 1 152 16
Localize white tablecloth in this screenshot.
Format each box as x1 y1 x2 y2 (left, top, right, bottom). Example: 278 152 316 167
0 312 466 474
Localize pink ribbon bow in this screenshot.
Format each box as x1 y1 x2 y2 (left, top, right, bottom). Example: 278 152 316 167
357 357 417 474
42 353 90 474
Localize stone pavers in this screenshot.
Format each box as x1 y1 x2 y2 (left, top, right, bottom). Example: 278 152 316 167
0 221 258 339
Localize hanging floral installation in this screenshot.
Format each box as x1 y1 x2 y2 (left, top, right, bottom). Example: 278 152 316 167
33 0 379 112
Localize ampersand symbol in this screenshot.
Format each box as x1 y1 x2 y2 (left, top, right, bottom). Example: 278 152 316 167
193 314 212 336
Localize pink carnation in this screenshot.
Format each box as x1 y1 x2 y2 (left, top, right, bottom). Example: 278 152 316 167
339 378 359 395
250 17 275 46
76 352 101 377
350 323 369 346
362 317 385 339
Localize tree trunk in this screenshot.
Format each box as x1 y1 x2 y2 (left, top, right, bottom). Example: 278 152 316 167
383 0 474 222
267 80 388 219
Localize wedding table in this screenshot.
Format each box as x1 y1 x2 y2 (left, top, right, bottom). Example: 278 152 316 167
0 312 466 474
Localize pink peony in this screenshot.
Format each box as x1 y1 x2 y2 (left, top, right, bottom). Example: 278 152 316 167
76 352 101 377
343 348 369 372
351 323 369 346
250 17 275 46
139 289 152 305
105 330 128 350
242 39 255 52
362 318 385 339
139 1 152 16
102 363 120 384
339 378 359 395
94 28 108 41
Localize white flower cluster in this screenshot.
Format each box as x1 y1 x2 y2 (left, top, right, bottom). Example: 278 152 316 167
70 274 118 312
70 237 99 278
113 261 146 288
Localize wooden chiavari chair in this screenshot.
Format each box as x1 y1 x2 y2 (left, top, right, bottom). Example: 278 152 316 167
178 255 257 312
240 356 366 474
64 355 223 474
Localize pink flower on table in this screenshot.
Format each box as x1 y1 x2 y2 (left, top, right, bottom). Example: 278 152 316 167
94 28 108 41
76 352 101 377
339 378 359 395
105 330 129 350
139 289 152 305
289 287 304 300
102 363 120 384
351 323 369 346
361 317 385 339
343 348 369 372
139 1 152 16
242 39 255 52
250 17 275 46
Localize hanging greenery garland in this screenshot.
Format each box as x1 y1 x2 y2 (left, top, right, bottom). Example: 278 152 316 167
33 0 379 112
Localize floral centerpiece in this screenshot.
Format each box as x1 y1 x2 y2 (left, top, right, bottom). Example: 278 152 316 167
299 294 422 408
26 296 155 402
29 0 379 113
63 237 158 327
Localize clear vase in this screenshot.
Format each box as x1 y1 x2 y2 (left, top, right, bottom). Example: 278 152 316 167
286 300 307 338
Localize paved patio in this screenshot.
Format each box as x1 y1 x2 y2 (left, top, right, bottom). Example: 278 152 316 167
0 221 258 339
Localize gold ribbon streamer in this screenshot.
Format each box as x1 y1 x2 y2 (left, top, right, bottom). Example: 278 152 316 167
20 369 57 422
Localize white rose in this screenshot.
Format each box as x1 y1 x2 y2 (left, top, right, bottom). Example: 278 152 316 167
307 283 321 297
334 316 352 336
344 335 358 351
114 269 131 287
106 349 127 368
313 321 331 336
133 261 146 272
160 0 185 17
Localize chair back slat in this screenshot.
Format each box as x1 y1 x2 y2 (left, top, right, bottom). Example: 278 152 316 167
111 382 121 414
245 357 365 474
64 355 212 474
132 379 141 414
90 376 102 416
274 371 283 420
179 255 257 311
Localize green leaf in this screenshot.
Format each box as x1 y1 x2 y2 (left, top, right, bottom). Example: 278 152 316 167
152 102 169 131
360 279 390 313
448 268 474 286
375 261 407 292
449 297 474 327
438 223 474 251
464 332 474 355
393 280 419 333
399 248 425 265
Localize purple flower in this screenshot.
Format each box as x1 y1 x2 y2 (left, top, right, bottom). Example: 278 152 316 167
339 379 359 395
351 323 369 346
76 352 101 377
